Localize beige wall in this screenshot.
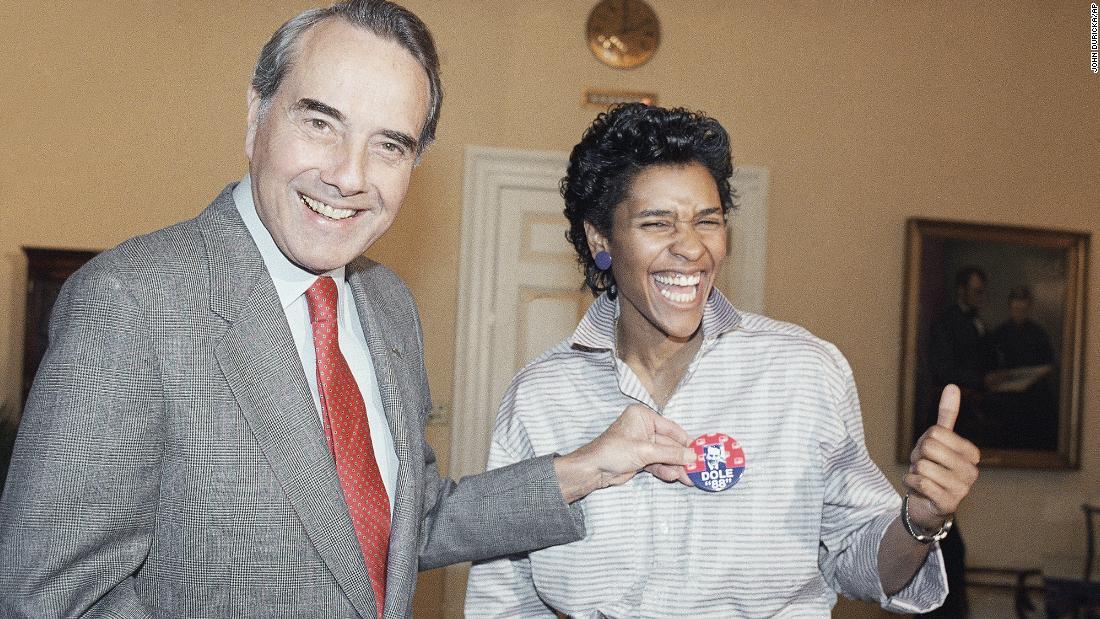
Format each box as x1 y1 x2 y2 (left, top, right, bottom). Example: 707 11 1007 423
2 1 1097 615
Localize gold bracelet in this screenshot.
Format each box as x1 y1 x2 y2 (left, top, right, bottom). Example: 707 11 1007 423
902 493 953 543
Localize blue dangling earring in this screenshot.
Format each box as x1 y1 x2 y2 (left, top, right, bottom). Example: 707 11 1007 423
594 250 612 271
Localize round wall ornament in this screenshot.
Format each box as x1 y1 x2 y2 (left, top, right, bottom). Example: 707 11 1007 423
585 0 661 69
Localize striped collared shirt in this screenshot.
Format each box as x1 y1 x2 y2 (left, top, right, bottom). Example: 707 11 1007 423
466 290 947 618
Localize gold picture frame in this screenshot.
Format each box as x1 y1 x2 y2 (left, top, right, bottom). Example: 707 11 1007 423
896 219 1089 469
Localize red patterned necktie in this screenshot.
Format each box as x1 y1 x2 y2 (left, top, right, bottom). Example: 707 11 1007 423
305 276 389 616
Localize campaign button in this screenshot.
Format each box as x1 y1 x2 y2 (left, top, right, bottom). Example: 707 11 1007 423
686 432 745 492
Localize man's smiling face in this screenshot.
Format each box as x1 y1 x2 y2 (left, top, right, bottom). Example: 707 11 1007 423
244 18 430 274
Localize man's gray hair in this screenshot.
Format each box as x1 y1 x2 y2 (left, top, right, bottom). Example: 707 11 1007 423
251 0 442 154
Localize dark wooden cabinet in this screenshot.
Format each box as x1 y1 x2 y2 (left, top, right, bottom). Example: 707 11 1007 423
21 247 98 406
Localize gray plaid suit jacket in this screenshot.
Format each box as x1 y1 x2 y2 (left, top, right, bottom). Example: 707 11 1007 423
0 185 584 618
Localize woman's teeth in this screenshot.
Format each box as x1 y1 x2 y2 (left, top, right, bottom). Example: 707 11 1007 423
661 288 697 303
653 272 701 303
301 194 355 220
654 273 701 287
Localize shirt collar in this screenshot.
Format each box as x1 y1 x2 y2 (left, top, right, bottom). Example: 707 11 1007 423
569 287 743 351
233 174 345 309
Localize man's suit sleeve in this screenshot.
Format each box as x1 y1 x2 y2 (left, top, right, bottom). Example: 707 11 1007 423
415 448 585 570
403 303 585 571
0 254 159 617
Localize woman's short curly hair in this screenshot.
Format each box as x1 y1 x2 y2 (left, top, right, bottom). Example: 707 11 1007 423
561 103 736 297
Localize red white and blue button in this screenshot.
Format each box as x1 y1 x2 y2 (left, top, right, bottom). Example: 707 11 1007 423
686 432 745 492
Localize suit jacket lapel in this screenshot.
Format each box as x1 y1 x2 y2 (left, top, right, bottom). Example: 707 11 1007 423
200 191 377 618
346 263 416 618
346 265 411 466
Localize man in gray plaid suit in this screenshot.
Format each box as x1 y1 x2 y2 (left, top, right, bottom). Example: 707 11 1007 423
0 2 694 617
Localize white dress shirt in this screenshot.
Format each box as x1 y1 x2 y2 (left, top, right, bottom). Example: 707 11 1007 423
233 175 397 510
466 290 947 618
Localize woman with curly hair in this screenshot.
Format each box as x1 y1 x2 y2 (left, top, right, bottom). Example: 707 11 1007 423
465 103 978 617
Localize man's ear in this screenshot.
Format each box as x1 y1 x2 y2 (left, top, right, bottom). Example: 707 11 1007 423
244 87 262 160
583 220 608 257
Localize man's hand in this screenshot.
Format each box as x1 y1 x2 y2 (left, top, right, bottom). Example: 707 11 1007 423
904 385 981 532
554 404 695 503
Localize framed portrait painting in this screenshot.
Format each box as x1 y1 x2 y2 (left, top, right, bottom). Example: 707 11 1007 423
896 219 1089 469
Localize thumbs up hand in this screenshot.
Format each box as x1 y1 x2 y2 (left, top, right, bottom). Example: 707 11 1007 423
903 385 982 533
